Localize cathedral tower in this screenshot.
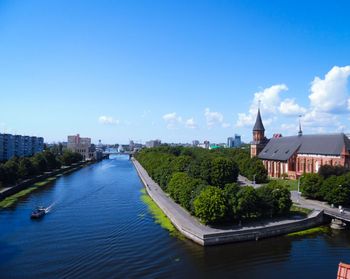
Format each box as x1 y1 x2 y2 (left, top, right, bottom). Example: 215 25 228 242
251 108 267 157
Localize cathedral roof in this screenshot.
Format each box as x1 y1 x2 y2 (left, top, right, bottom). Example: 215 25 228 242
258 133 350 161
253 109 265 131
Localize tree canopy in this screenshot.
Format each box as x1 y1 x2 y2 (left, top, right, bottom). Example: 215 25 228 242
0 150 83 187
136 146 289 225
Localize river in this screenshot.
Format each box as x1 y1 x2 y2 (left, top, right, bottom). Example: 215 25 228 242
1 155 350 278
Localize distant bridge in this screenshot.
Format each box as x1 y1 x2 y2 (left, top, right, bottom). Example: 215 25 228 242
102 151 135 159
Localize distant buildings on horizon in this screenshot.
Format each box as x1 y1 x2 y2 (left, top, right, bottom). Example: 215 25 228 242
0 133 44 162
227 134 242 148
67 134 102 161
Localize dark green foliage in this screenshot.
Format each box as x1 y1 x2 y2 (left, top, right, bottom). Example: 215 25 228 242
43 151 62 170
249 157 268 183
59 150 83 166
299 171 350 206
167 172 207 211
171 155 192 173
223 183 240 218
321 174 350 206
18 158 36 178
236 186 259 218
136 146 290 224
3 159 19 184
318 164 348 179
0 150 83 186
210 157 239 188
32 153 48 173
266 181 292 215
300 173 323 200
221 148 268 183
193 186 227 224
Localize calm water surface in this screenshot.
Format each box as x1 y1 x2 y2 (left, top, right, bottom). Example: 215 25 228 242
1 155 349 278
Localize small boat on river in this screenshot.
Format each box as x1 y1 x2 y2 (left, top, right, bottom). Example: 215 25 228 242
30 206 47 219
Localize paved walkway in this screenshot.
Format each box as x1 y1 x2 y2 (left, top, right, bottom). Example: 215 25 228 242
237 175 262 188
291 191 350 222
132 159 323 245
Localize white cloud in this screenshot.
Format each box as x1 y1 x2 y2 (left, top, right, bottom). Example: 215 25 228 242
302 110 336 126
222 122 231 128
309 65 350 113
185 118 197 129
236 112 255 127
98 116 120 125
281 123 298 131
236 66 350 138
204 108 224 128
279 98 306 116
162 112 182 129
236 84 288 127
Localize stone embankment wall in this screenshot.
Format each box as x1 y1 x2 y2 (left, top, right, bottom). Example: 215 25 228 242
132 158 324 246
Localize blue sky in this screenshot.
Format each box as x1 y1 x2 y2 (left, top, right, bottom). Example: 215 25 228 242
0 0 350 144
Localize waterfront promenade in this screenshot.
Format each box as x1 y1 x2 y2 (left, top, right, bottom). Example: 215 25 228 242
132 159 324 246
291 191 350 222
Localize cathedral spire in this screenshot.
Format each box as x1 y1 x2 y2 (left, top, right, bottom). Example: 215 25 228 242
298 115 303 136
253 107 265 132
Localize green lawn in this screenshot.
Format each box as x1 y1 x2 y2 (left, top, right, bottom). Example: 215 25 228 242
272 179 299 191
290 204 312 215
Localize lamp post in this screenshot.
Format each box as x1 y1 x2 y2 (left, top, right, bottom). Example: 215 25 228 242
297 176 302 204
253 174 256 186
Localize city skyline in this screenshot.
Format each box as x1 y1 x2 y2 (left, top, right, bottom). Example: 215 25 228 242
1 1 350 144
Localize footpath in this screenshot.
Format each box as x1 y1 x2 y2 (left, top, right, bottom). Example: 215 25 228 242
132 159 324 246
291 191 350 222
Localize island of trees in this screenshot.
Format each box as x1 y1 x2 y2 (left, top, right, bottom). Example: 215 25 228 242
135 146 292 225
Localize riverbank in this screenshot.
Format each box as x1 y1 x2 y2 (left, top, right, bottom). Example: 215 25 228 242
0 160 96 207
132 158 324 246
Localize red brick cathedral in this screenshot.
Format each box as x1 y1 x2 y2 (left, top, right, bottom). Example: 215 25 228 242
250 109 350 179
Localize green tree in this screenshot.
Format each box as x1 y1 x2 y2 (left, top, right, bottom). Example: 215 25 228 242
249 157 268 183
322 175 350 206
59 150 83 166
43 150 61 170
3 159 19 184
223 183 240 219
171 155 192 172
193 186 227 224
167 172 206 211
271 187 292 215
256 184 275 217
31 153 48 173
300 173 323 199
210 157 238 188
236 186 259 219
18 157 36 178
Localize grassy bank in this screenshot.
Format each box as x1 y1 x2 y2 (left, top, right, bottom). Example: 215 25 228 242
0 164 88 209
0 187 38 208
140 188 182 238
290 204 312 215
0 177 59 209
287 226 330 237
